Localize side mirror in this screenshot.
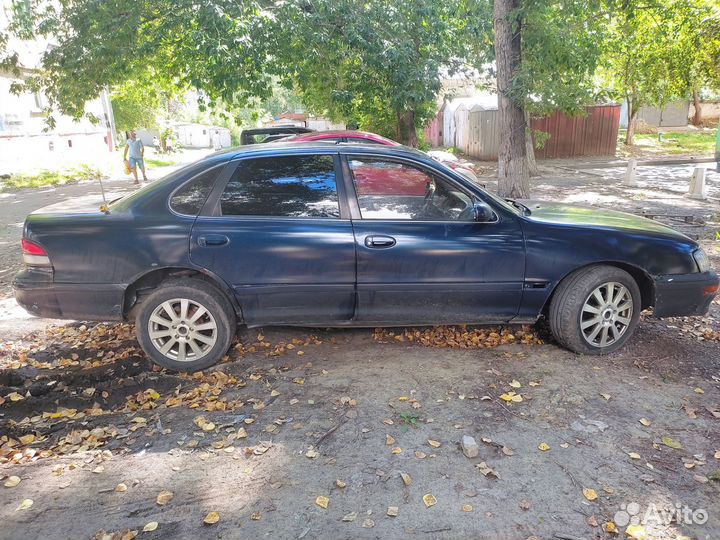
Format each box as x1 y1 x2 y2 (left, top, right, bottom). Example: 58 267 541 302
473 201 495 223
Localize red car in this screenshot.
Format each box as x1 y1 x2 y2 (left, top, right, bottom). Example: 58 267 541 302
278 130 480 195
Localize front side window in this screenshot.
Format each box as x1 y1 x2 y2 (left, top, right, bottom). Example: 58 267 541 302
220 155 340 218
348 158 475 221
169 165 222 215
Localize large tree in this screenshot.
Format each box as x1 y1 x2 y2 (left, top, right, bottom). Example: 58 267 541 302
8 0 480 147
600 0 719 145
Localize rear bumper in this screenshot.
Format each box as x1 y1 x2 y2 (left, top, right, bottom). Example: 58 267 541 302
13 269 125 321
652 271 719 318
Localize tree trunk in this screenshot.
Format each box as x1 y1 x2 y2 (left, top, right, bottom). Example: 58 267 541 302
692 88 703 126
625 96 639 146
494 0 529 198
397 110 418 147
525 110 539 177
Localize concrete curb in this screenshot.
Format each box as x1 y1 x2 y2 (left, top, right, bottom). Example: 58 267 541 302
569 156 717 170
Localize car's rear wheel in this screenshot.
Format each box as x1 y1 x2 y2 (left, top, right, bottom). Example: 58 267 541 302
549 265 641 355
135 279 236 371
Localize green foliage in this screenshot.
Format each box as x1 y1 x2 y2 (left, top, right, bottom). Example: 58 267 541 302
399 412 420 428
1 164 105 192
620 130 718 155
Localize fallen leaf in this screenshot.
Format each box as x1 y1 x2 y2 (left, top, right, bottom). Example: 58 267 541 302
143 522 158 532
120 530 138 540
335 479 346 488
387 506 399 517
342 512 357 522
386 434 395 445
203 511 220 525
694 474 709 483
251 512 261 520
694 387 704 394
603 521 618 534
538 442 550 452
362 519 375 528
509 380 522 388
600 393 611 401
662 436 683 450
639 418 651 427
156 490 174 506
625 524 646 539
714 450 720 459
16 499 33 511
587 515 598 527
315 495 329 509
462 504 473 512
583 488 598 501
475 462 499 478
306 448 318 459
4 476 21 488
560 443 570 449
427 439 441 448
400 472 412 486
423 493 437 508
115 483 128 493
519 499 531 510
293 378 305 385
628 452 641 460
391 447 402 454
19 434 35 445
414 450 426 459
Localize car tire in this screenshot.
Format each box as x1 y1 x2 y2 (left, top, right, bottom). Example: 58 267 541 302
135 278 237 372
549 265 641 355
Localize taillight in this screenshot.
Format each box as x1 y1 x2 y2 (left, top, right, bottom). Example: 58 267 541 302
22 239 51 266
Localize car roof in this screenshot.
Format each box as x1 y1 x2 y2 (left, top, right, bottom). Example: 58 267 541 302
213 141 429 161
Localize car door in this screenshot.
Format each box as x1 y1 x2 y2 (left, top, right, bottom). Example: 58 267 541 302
189 151 356 326
343 155 526 324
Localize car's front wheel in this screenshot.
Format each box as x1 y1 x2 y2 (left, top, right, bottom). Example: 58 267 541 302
135 279 236 371
549 265 641 355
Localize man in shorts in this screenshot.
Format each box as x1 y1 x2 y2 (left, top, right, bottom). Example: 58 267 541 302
124 130 148 184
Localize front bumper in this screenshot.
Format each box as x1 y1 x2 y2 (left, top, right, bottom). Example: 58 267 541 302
652 271 719 318
13 269 125 321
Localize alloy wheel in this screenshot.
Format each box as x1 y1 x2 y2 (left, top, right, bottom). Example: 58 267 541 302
580 281 633 348
147 298 218 361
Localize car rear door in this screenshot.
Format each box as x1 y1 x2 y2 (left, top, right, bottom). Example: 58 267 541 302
342 154 525 324
189 151 356 326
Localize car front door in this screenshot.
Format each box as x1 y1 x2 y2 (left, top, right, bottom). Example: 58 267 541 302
343 155 526 324
189 152 356 326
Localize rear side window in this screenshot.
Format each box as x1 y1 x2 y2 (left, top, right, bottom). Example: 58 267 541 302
220 155 339 218
170 166 221 215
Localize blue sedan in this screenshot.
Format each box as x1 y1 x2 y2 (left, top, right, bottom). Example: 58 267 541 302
13 143 719 371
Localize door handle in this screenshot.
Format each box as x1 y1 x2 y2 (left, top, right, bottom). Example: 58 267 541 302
365 235 396 248
197 234 229 247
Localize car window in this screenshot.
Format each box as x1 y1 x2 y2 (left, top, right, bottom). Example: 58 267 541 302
348 158 474 221
220 155 340 218
347 137 383 145
169 165 223 215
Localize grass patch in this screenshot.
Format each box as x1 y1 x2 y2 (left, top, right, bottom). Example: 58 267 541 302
620 129 717 155
0 165 105 192
145 157 177 167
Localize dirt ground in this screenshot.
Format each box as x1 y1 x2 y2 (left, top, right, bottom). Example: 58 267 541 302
1 157 720 540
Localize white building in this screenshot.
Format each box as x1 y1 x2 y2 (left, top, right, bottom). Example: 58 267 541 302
173 123 231 149
0 3 116 175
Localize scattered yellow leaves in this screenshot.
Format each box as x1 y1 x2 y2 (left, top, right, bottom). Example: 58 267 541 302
694 387 704 394
203 512 220 525
500 392 523 403
538 442 550 452
156 490 174 506
423 493 437 508
625 524 646 539
315 495 329 509
583 488 598 501
194 416 216 432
